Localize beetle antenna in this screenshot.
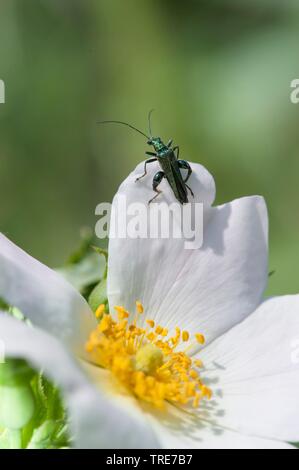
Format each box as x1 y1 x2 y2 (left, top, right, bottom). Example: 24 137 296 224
148 109 155 137
97 120 149 139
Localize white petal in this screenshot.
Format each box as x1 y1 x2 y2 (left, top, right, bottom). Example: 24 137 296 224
0 234 96 353
199 295 299 442
0 313 159 449
81 362 294 449
108 163 268 345
147 405 294 449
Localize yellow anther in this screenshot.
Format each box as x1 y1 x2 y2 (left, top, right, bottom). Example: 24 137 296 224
182 331 190 342
95 303 105 319
129 324 136 331
114 305 125 314
155 325 163 335
98 314 111 332
201 385 212 400
161 328 168 337
146 319 155 328
114 306 130 320
189 369 199 379
194 359 203 368
195 333 205 345
136 301 144 314
147 332 156 342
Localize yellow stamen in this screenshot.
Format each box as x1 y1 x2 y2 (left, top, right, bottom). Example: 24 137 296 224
194 359 203 368
136 301 144 314
155 325 163 335
182 331 189 342
114 306 130 320
190 369 199 379
95 304 105 319
195 333 205 345
146 319 155 328
85 303 210 410
201 385 212 400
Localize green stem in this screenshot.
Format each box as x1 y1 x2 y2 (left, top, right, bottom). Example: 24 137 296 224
8 429 22 449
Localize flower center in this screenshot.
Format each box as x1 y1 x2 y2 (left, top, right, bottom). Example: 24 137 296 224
85 302 212 409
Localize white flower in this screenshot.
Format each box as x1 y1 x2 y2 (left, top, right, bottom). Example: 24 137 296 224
0 161 298 449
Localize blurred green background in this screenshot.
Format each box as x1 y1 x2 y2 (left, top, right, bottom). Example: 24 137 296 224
0 0 298 296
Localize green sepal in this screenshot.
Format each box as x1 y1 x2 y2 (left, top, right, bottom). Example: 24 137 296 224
27 420 69 449
22 374 69 449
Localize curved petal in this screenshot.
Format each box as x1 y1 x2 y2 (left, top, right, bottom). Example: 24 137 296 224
0 313 159 449
147 405 294 449
0 234 96 354
108 162 268 346
199 295 299 442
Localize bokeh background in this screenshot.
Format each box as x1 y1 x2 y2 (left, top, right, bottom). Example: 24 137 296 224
0 0 298 295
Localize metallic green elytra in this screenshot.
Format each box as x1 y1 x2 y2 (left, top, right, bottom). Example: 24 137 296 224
98 110 194 204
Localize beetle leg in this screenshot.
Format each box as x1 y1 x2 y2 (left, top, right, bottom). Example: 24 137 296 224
177 159 192 182
167 139 173 148
185 183 194 198
135 157 157 182
173 146 180 159
145 151 156 156
148 171 165 204
178 160 194 197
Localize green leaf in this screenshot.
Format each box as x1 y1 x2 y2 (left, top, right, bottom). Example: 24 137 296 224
66 227 94 265
57 253 105 293
92 246 108 279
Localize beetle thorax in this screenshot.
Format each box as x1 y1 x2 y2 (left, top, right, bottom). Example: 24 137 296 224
151 137 166 153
